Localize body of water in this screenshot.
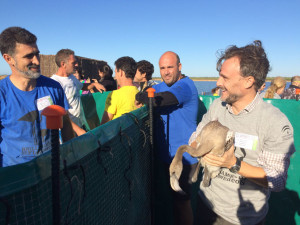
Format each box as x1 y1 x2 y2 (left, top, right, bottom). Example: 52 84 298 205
193 81 291 95
155 80 291 95
194 81 218 95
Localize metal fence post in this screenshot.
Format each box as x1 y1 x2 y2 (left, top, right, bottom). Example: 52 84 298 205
146 87 155 225
42 105 66 225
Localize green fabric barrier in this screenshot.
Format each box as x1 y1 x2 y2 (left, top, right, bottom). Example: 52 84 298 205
0 105 151 225
1 94 299 225
80 92 111 131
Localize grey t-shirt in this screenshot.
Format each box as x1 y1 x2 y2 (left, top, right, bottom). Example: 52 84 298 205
190 95 294 225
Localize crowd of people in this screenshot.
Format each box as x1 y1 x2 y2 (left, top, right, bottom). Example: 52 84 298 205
0 26 296 225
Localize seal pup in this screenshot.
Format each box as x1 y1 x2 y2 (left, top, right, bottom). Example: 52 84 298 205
169 120 234 194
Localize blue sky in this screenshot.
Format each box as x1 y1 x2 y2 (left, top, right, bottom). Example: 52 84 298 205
0 0 299 78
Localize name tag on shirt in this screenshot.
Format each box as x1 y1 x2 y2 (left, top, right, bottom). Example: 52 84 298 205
235 132 258 150
36 96 53 111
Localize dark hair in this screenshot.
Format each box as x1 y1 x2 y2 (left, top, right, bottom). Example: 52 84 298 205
291 76 300 83
98 63 113 79
137 60 154 81
114 56 137 79
0 27 37 56
75 67 83 79
216 40 270 91
55 49 75 67
211 86 220 93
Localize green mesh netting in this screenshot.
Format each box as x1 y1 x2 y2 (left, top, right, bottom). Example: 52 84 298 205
0 103 152 225
0 94 299 225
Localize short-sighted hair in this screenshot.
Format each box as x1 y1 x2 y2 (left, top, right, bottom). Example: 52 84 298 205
137 60 154 81
0 27 37 56
98 63 113 79
114 56 137 79
216 40 270 91
55 49 75 67
291 76 300 84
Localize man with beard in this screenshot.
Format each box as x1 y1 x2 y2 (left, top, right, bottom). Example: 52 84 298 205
136 51 199 225
0 27 74 167
189 41 295 225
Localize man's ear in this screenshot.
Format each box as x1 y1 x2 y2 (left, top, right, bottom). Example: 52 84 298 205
120 69 125 77
3 53 15 66
244 76 255 89
60 60 66 68
178 63 182 71
142 72 147 79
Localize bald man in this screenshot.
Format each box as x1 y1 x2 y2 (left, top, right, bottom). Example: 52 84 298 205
136 51 199 225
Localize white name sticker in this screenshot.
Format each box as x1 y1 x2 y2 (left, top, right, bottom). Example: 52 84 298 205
36 96 53 111
234 132 258 151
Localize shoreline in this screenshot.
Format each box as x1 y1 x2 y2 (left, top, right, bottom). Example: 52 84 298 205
152 77 292 82
152 77 219 81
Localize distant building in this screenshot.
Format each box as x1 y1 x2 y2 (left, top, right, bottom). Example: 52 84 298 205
40 54 107 79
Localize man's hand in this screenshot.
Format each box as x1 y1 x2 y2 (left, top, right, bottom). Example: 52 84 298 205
202 145 236 169
135 92 149 104
135 100 143 108
91 83 106 93
76 127 86 136
70 120 86 137
83 83 106 93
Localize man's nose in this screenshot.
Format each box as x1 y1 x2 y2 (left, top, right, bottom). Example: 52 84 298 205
32 55 40 65
216 77 222 87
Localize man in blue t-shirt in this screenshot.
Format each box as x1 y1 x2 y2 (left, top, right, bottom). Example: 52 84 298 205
0 27 74 167
136 51 199 225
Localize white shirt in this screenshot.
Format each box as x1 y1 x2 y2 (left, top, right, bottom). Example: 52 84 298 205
51 74 84 126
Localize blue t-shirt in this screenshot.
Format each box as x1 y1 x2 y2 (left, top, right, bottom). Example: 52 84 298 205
153 77 199 164
0 75 69 167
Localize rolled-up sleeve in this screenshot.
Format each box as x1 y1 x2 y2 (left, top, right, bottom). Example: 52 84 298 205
257 150 294 192
257 115 295 192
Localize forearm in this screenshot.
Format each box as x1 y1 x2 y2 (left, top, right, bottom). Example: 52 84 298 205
70 120 86 136
61 114 75 142
82 83 106 92
135 91 179 107
237 160 268 188
203 146 268 188
101 111 114 125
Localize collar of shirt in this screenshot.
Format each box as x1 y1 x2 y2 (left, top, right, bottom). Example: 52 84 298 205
226 93 261 115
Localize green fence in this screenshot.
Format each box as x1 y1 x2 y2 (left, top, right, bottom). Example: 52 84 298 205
0 103 152 225
0 94 299 225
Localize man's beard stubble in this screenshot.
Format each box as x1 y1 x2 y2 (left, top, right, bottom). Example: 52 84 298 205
15 62 40 79
224 94 239 104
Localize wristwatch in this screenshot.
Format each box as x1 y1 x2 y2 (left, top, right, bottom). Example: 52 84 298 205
229 157 241 173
